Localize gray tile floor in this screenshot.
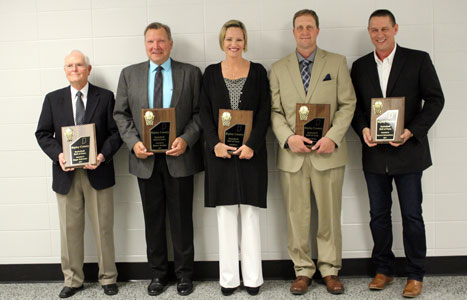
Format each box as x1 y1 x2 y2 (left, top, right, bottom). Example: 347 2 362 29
1 276 466 300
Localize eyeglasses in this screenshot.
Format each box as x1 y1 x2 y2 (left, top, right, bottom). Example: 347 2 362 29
65 63 87 70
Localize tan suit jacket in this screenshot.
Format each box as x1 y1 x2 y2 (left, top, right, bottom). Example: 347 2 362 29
270 48 356 172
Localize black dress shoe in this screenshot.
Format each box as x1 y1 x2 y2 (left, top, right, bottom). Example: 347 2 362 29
148 278 168 296
221 286 237 296
102 284 119 296
245 286 260 295
177 278 193 296
59 285 84 298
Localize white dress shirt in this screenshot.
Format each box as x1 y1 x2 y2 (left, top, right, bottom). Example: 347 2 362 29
70 83 89 125
374 45 397 98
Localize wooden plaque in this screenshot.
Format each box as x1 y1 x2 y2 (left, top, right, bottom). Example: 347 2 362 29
370 97 405 143
61 123 97 168
295 103 330 146
218 109 253 149
141 108 176 153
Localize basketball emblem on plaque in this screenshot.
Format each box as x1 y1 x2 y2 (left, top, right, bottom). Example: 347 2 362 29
295 103 330 147
218 109 253 153
142 108 176 153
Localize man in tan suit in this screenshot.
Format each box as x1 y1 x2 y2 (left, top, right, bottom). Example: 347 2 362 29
270 9 356 295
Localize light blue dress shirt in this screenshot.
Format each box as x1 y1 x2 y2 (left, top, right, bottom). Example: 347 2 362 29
148 58 173 108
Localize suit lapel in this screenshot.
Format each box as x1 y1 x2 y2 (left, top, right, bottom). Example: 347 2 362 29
138 61 150 109
286 53 306 101
63 86 75 125
366 55 383 97
306 47 326 102
386 45 405 97
170 60 184 108
84 83 99 123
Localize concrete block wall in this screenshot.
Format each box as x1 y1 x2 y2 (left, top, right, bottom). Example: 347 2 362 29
0 0 466 264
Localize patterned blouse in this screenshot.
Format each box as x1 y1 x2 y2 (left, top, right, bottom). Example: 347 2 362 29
224 77 247 110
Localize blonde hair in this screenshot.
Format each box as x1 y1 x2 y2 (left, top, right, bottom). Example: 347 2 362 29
218 20 248 52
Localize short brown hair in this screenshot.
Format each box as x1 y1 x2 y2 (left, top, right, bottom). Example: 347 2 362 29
293 9 320 29
144 22 172 41
218 20 248 52
369 9 397 26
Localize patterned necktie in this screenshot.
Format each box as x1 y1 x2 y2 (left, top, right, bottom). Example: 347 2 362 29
75 91 85 125
154 65 163 108
300 60 312 94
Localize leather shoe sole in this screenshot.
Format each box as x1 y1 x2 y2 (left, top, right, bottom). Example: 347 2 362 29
369 274 394 290
148 278 168 296
102 284 118 296
245 286 260 295
290 276 311 295
403 280 423 298
323 275 345 294
177 279 194 296
221 286 237 296
59 285 84 298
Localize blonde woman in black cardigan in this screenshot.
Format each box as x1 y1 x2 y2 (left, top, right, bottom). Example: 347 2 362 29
200 20 270 296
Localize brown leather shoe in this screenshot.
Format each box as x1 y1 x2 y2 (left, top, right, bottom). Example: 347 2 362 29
369 273 394 290
403 280 423 298
323 275 345 294
290 276 311 295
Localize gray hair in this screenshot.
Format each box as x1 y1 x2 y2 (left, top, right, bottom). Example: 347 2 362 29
144 22 173 41
65 50 91 66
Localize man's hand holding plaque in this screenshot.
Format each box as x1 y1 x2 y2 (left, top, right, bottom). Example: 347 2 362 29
141 108 176 153
217 109 253 157
370 97 405 144
295 103 330 150
61 123 97 169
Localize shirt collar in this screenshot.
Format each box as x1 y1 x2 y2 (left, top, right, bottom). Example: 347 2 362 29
149 58 172 73
70 82 89 98
374 44 397 65
296 48 317 63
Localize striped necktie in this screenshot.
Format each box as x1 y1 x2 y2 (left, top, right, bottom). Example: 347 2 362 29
300 60 312 94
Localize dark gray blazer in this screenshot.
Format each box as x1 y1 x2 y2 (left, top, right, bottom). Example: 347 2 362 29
113 59 204 179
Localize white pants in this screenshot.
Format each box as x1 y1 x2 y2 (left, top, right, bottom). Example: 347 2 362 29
216 204 263 288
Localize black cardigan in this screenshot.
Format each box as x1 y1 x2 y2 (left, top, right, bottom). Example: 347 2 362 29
200 62 271 208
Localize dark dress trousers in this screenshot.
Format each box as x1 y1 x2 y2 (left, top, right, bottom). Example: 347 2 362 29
200 62 270 208
351 45 444 280
35 83 122 194
113 59 204 280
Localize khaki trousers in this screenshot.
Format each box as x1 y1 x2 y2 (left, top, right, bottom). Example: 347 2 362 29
56 169 117 287
280 156 344 278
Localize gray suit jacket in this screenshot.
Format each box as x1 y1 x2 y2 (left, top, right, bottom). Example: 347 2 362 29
114 59 204 179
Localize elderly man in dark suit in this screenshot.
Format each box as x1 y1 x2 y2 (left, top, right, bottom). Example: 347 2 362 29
351 9 444 298
113 22 203 296
35 50 122 298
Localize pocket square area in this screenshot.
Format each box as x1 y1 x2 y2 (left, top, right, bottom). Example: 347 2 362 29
323 74 332 81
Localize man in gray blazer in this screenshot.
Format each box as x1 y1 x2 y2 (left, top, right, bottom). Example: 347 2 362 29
113 22 203 296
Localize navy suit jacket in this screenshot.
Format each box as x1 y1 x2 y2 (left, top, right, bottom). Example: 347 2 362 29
35 83 122 194
351 45 444 175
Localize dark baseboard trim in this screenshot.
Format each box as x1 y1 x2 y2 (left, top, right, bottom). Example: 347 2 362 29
1 256 466 282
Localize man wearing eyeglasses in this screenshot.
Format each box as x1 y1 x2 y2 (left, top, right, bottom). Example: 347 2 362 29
36 50 122 298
